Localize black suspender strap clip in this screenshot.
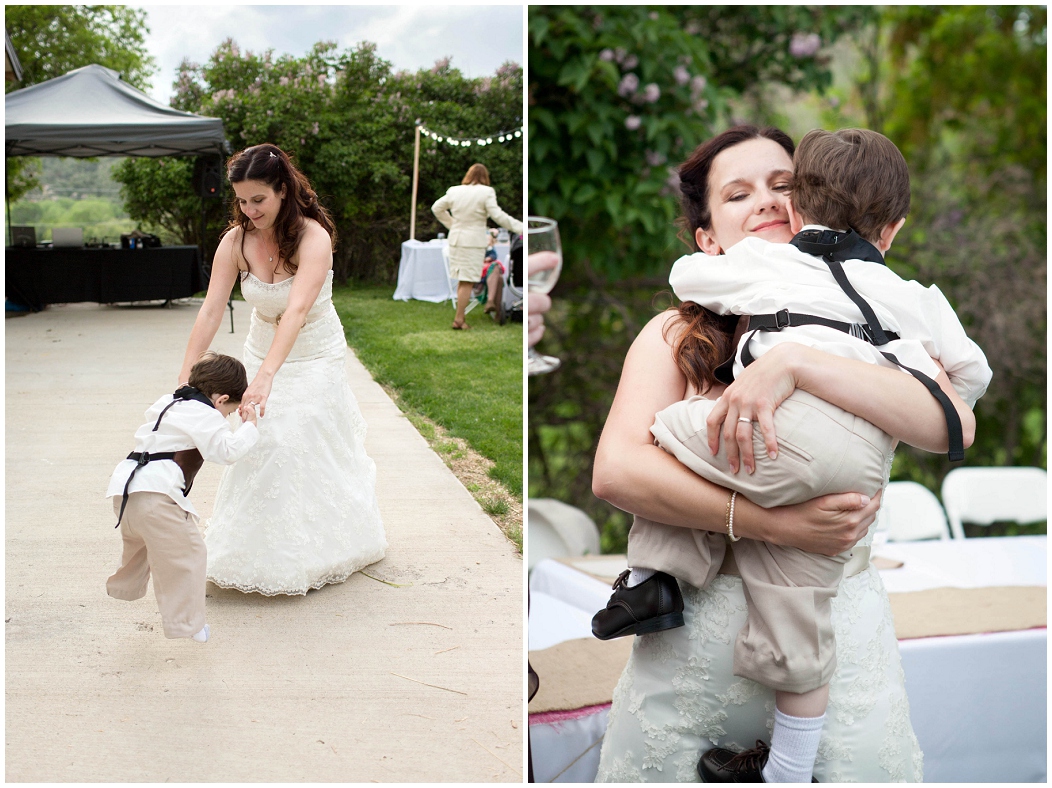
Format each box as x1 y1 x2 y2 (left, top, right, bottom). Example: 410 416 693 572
114 387 215 529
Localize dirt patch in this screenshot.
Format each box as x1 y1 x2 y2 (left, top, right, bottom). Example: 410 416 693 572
381 385 522 555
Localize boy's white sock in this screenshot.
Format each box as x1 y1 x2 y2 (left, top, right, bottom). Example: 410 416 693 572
626 567 656 587
761 708 824 783
191 624 210 643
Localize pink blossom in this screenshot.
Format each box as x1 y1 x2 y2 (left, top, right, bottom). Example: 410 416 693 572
279 76 289 87
623 54 638 69
599 48 615 62
300 138 306 145
624 115 641 131
649 11 659 21
643 83 660 103
645 150 667 167
691 75 707 94
789 32 821 58
317 74 325 85
618 73 639 97
673 65 690 85
311 122 320 135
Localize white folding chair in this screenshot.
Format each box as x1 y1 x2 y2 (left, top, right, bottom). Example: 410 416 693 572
941 466 1048 539
875 481 952 541
527 498 601 572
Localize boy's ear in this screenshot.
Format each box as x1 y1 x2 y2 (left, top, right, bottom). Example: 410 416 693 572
211 393 230 407
695 227 722 256
786 199 805 235
875 217 907 253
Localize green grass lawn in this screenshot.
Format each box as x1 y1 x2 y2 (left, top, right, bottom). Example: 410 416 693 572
332 283 523 497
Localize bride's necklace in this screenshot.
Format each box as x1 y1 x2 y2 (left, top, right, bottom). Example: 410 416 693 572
261 232 276 264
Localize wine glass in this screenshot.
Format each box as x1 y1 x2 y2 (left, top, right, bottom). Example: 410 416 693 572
526 216 563 375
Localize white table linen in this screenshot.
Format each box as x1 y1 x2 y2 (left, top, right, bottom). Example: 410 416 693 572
529 536 1047 783
393 239 510 302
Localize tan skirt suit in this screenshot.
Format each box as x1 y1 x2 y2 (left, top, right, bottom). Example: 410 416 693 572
431 184 523 282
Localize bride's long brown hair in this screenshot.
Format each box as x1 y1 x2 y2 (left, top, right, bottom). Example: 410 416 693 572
667 125 795 393
224 143 337 276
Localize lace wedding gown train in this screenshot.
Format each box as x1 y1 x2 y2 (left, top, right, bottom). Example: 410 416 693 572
204 271 387 595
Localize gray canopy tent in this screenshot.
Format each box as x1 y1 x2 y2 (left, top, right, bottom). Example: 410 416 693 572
5 63 226 157
5 64 232 321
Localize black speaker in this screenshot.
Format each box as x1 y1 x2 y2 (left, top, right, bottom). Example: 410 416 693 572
192 155 223 199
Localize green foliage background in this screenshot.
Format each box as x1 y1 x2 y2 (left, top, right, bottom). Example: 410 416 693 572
528 6 1047 552
112 40 523 283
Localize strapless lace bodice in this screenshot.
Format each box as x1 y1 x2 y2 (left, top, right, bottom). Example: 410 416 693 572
240 271 344 362
241 270 334 324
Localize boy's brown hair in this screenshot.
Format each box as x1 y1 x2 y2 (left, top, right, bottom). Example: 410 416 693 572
790 128 910 243
188 351 248 402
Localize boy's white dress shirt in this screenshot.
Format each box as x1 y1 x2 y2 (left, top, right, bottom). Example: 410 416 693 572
668 228 992 407
106 394 259 517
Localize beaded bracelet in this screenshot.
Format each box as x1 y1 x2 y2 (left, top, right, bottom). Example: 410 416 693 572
726 491 740 542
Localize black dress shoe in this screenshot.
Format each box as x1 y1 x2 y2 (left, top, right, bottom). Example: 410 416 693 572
697 740 818 783
591 569 684 640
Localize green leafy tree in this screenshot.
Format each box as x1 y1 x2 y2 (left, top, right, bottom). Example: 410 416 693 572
114 40 522 281
5 5 156 203
872 7 1047 492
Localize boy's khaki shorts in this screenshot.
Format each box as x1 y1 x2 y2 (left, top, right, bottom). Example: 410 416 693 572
627 389 894 692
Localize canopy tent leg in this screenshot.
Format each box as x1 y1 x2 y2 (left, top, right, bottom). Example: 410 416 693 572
5 157 12 247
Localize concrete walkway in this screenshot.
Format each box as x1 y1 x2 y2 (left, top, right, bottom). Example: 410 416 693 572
5 301 523 782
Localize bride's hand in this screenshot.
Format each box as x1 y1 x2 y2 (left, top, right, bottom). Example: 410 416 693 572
706 342 803 474
240 374 273 418
751 489 882 557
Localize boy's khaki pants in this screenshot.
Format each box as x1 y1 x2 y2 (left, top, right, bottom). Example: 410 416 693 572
627 389 893 693
107 492 207 639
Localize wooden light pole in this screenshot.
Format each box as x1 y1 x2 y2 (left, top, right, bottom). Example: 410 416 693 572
409 120 421 240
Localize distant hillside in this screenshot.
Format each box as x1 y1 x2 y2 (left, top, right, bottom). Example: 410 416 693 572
22 157 125 201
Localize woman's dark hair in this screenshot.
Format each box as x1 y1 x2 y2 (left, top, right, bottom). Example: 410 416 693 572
224 143 337 276
667 126 795 394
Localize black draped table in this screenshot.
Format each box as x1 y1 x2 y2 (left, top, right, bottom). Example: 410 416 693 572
5 246 205 312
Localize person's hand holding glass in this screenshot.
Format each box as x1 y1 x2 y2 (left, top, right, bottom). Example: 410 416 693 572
526 217 562 375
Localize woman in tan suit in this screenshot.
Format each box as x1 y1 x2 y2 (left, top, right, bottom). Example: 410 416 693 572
432 163 523 330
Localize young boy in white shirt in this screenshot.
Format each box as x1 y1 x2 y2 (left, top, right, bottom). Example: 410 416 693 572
592 128 991 782
106 352 259 643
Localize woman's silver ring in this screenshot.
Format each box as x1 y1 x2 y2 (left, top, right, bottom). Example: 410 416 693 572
737 417 751 424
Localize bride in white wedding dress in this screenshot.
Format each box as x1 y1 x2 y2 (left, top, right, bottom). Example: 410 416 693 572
178 143 386 595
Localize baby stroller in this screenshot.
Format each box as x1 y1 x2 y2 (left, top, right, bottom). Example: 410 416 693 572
462 233 523 325
503 233 523 325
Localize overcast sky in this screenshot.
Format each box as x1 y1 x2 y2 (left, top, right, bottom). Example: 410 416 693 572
133 4 524 105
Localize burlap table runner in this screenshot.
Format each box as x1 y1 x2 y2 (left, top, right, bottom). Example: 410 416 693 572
888 585 1046 639
529 585 1046 714
529 636 633 714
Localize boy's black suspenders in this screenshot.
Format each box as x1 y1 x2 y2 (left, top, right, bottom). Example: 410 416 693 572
114 386 215 528
730 228 965 462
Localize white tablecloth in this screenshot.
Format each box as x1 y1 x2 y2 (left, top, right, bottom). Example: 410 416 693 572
528 537 1047 783
393 239 510 302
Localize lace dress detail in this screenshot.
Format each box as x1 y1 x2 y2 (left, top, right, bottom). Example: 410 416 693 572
204 271 387 595
595 524 924 782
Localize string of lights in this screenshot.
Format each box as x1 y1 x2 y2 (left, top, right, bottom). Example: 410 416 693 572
418 123 523 147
